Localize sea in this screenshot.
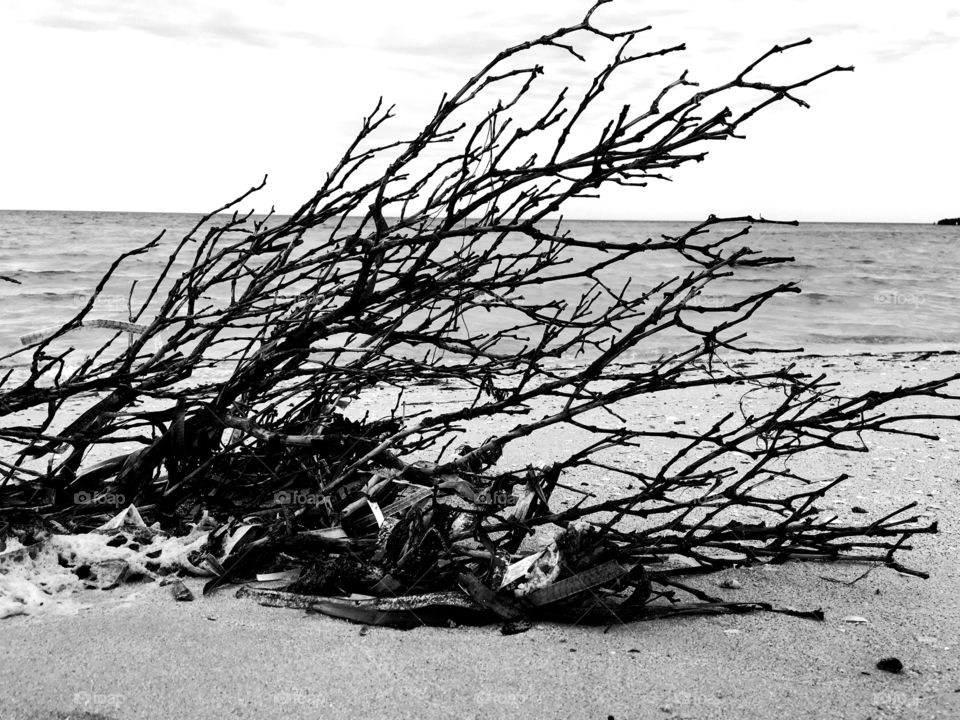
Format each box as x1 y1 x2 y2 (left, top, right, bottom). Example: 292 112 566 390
1 210 958 366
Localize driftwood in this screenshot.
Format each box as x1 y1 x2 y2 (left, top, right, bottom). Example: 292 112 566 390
2 1 959 626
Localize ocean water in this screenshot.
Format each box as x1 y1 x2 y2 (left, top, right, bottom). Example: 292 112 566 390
1 210 958 364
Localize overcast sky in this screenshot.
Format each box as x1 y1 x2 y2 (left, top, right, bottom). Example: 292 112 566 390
1 1 957 222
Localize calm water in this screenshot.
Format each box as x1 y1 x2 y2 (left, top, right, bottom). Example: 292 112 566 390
1 210 958 363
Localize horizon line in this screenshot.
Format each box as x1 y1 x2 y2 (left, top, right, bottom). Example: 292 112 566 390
0 206 952 226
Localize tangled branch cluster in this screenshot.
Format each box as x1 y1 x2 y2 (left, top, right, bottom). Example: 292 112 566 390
2 2 957 625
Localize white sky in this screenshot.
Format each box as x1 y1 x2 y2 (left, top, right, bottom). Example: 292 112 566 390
1 0 957 222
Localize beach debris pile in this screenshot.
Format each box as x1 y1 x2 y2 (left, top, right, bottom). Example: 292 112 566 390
0 460 858 629
2 384 944 628
0 496 828 627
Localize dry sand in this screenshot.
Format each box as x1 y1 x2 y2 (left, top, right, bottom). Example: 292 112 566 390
2 351 959 720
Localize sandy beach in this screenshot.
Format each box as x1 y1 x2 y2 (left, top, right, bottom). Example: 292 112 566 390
2 351 959 720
